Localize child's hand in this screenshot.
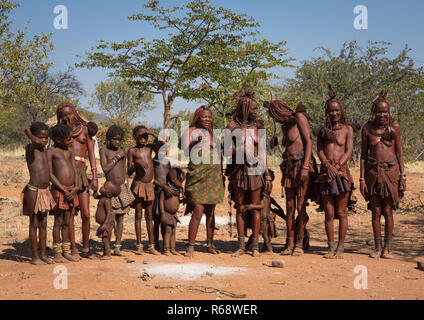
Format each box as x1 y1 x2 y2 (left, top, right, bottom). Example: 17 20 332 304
118 149 126 159
64 189 73 202
163 185 173 198
398 178 406 196
99 224 107 232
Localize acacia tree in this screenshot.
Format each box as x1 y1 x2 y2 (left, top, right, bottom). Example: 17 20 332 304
181 39 293 128
77 0 260 129
275 40 424 160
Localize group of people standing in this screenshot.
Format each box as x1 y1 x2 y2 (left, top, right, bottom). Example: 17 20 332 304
21 85 405 265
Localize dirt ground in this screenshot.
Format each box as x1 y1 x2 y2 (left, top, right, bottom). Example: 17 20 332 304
0 158 423 300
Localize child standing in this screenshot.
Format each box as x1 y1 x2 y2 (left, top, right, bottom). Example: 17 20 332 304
99 125 134 256
22 123 56 265
160 167 186 255
128 126 166 255
94 181 121 259
48 124 80 263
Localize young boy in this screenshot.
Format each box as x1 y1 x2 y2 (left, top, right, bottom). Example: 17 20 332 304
160 167 186 255
128 125 166 255
48 124 80 263
99 125 135 256
22 123 56 265
94 181 121 259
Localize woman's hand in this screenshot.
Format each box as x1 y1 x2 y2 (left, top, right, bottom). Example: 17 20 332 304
360 181 369 201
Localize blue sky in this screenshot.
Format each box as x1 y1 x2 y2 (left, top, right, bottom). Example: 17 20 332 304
10 0 424 127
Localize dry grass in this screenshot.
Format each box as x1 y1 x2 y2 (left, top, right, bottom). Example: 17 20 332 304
405 161 424 175
1 147 25 160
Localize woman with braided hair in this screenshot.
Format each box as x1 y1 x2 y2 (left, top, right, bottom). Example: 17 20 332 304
225 90 272 257
56 102 98 259
360 90 405 259
316 85 354 259
264 97 316 256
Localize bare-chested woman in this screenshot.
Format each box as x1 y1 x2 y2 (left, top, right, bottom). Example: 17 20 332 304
182 106 225 257
316 85 354 259
265 99 316 256
360 90 406 259
225 91 272 257
56 102 98 259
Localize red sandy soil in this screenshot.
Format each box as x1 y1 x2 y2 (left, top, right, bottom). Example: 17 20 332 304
0 159 423 300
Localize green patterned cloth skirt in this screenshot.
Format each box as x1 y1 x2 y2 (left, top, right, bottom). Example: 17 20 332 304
184 160 225 205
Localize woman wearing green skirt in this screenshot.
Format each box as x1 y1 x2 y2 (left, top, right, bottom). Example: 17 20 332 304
182 106 225 257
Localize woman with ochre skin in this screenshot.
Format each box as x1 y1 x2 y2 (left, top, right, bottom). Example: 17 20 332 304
316 86 354 259
182 106 225 258
56 102 98 259
360 90 405 259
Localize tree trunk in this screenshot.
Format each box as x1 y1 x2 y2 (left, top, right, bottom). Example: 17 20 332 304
163 102 172 129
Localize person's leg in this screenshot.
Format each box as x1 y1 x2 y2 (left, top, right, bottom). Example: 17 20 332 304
170 226 181 256
29 214 43 264
134 199 144 255
250 189 262 257
382 197 394 259
186 204 204 257
38 213 53 264
322 194 337 259
78 190 91 258
62 209 79 262
205 204 219 254
163 225 172 256
101 232 112 260
232 186 247 257
281 188 296 255
369 195 383 258
113 214 125 256
53 211 67 263
334 192 350 259
144 200 160 255
292 183 309 256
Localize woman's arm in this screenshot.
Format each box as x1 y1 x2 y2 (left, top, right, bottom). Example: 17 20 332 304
86 127 98 191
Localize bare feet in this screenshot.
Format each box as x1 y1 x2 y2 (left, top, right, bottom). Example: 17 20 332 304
231 248 246 257
100 254 112 260
63 252 80 262
54 253 69 263
369 248 382 258
40 255 54 264
170 249 181 256
185 245 194 258
324 242 337 259
135 244 143 255
31 257 47 265
163 248 171 256
146 245 161 256
291 246 304 256
381 249 393 259
71 249 82 261
252 249 260 257
113 246 124 256
334 243 344 259
280 240 294 256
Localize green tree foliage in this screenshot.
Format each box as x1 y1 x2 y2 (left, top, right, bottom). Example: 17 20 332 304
89 77 155 124
0 1 83 145
274 40 424 160
181 39 293 128
77 0 261 129
89 77 155 149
